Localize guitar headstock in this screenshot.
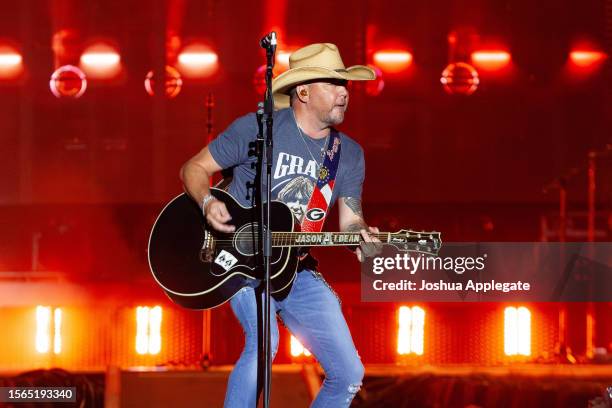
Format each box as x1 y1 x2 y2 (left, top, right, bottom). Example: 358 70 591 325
387 230 442 256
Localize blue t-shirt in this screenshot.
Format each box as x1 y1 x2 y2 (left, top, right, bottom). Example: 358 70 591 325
208 108 365 224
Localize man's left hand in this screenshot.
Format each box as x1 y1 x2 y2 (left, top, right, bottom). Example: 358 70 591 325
355 226 383 262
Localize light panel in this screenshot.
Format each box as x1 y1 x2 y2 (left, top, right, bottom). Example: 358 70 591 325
471 51 511 70
80 43 121 79
569 50 607 68
135 306 163 355
36 306 51 354
36 306 62 354
177 44 218 78
504 306 531 356
397 306 425 355
0 46 23 79
373 51 413 73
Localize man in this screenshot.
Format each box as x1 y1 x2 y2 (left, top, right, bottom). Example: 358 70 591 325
181 43 381 407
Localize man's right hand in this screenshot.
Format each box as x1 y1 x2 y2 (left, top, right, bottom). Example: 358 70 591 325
205 200 236 233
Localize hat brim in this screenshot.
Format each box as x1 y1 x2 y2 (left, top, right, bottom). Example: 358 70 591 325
272 65 376 109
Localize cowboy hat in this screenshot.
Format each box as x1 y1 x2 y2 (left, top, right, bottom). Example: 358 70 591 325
271 43 376 109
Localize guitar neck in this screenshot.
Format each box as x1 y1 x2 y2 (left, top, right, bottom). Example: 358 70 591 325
271 232 387 247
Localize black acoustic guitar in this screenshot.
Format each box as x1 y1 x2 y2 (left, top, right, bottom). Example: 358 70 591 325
148 188 442 310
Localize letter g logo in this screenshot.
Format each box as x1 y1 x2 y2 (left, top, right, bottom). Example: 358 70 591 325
305 208 326 222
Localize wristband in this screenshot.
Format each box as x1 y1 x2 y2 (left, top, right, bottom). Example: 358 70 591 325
201 194 216 216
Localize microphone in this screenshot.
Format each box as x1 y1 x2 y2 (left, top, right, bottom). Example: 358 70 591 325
260 31 277 51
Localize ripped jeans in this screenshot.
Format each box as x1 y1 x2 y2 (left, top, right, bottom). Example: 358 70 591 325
224 269 364 408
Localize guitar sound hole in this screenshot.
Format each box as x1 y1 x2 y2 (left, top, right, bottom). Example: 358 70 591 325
234 223 259 256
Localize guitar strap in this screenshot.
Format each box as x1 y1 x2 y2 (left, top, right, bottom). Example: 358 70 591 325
300 130 342 232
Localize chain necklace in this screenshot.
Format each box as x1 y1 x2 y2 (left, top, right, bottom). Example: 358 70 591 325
291 109 329 168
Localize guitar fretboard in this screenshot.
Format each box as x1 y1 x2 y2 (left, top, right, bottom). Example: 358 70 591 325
271 232 369 247
227 230 440 254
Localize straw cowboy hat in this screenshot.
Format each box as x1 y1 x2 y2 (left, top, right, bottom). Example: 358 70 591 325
272 43 376 109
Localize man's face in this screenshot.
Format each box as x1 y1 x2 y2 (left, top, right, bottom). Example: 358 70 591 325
305 79 349 126
286 199 305 221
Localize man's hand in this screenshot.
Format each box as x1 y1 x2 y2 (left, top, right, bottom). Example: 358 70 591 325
205 200 235 233
355 226 383 262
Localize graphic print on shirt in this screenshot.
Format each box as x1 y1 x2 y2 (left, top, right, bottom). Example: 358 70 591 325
277 176 315 223
273 152 319 223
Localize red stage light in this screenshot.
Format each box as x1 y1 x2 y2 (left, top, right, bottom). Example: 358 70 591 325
80 43 121 79
144 66 183 98
177 44 218 78
504 306 531 356
49 65 87 99
35 306 62 355
35 306 51 354
397 306 425 356
569 50 607 68
440 62 479 96
373 51 413 73
136 306 162 355
275 50 292 71
471 51 511 71
0 46 23 79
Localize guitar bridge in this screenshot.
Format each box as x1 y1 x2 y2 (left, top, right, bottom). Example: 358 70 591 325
200 230 215 262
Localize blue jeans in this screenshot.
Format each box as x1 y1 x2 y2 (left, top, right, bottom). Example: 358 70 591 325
224 270 364 407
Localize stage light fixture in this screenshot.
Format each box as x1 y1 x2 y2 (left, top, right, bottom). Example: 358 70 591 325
373 50 413 73
504 306 531 356
35 306 51 353
397 306 425 356
440 62 479 96
275 50 291 71
0 46 23 79
135 306 162 355
569 50 607 68
148 306 162 355
0 53 21 66
290 335 311 357
36 306 62 354
80 43 121 79
49 65 87 99
177 44 218 78
471 51 511 71
144 66 182 98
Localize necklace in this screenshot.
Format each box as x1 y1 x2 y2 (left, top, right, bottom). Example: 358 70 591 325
291 110 329 167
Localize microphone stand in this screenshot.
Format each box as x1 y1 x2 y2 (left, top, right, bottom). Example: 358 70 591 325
255 31 276 408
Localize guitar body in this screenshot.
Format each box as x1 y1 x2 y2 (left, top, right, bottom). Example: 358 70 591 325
148 188 299 310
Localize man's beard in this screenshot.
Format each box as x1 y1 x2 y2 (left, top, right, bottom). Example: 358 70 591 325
323 106 346 126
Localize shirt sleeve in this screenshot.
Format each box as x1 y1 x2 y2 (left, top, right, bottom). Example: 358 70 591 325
208 112 257 169
338 144 365 198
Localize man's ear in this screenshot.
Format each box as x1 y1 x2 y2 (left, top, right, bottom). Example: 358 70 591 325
296 85 309 103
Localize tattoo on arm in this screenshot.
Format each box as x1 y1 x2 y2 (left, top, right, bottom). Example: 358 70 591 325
346 221 368 232
344 197 364 218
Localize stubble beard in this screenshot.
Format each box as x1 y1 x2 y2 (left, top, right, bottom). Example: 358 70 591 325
323 105 347 127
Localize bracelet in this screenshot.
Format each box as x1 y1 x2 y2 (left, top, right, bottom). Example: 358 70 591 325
201 194 216 216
